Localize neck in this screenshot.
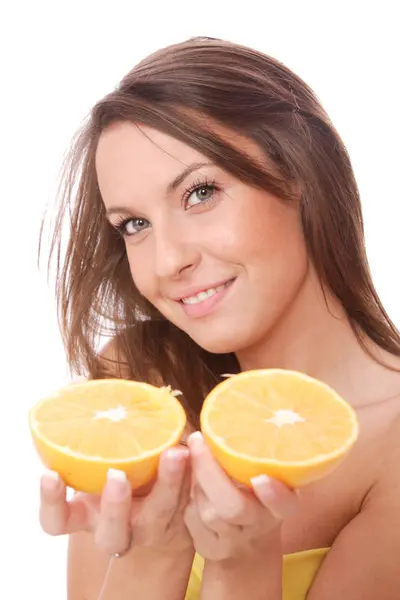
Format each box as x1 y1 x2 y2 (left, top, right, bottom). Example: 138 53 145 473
235 268 395 406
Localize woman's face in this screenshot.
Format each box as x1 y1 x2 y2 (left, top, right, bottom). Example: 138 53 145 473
96 122 309 355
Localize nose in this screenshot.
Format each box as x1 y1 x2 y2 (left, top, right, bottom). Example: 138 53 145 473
152 221 200 279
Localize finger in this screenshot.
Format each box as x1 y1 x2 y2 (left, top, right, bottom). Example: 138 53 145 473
131 478 156 498
193 483 233 535
251 475 299 519
40 470 89 535
131 442 190 499
95 469 132 555
184 496 218 547
188 432 247 523
140 447 189 521
176 451 192 511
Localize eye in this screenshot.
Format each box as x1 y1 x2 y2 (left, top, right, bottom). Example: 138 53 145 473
113 216 150 237
185 181 217 209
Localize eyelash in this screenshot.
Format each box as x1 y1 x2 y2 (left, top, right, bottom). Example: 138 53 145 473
182 176 220 208
112 176 220 238
113 215 147 238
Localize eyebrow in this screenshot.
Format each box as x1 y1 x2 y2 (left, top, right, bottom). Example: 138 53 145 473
166 161 212 193
105 161 213 217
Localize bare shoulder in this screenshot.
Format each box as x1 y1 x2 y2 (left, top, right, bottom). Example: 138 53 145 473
369 402 400 498
307 400 400 599
354 374 400 503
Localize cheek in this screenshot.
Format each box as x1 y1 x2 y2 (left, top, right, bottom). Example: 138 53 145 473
233 197 308 300
126 248 155 299
258 215 306 267
222 194 304 267
254 209 308 302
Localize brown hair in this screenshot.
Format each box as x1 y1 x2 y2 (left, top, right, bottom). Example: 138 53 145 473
40 37 400 426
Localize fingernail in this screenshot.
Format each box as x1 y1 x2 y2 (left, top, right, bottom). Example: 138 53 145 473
164 448 188 473
106 469 129 500
187 431 203 454
41 469 60 491
250 474 272 495
107 469 127 482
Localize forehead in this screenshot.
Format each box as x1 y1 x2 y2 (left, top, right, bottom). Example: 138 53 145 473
96 123 205 200
95 120 268 206
96 121 207 169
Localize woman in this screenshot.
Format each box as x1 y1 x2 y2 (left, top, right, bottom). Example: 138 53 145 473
39 37 400 599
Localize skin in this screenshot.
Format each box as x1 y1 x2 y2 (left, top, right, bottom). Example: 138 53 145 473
97 123 308 357
41 121 400 599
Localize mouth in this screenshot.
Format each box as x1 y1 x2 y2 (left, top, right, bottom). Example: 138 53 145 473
174 278 237 319
179 278 236 306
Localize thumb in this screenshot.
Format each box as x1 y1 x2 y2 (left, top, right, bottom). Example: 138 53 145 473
251 475 299 519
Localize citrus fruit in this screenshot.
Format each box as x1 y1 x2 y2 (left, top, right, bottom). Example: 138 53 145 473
29 379 187 495
200 369 359 488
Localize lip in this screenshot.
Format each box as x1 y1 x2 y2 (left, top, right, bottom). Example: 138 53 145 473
173 278 235 302
177 278 236 319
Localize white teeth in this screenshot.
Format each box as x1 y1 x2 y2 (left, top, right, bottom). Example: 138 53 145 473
182 282 229 305
197 291 209 302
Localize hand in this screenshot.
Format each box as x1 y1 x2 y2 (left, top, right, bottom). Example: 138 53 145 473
184 432 299 563
39 446 194 557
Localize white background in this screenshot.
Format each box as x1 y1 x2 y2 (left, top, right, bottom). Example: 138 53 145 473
0 1 399 597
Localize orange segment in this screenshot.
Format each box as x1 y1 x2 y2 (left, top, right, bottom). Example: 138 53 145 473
200 369 359 488
29 379 187 494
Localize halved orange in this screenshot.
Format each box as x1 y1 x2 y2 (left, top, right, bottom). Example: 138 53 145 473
29 379 187 495
200 369 359 488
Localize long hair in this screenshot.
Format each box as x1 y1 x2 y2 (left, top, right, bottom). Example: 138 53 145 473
40 37 400 426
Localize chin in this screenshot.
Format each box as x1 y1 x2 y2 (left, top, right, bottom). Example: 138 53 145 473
186 325 253 356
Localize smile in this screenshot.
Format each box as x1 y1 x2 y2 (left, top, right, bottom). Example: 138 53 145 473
177 278 236 319
181 280 233 305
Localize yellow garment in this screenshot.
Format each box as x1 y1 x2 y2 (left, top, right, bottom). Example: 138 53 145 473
185 548 329 600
